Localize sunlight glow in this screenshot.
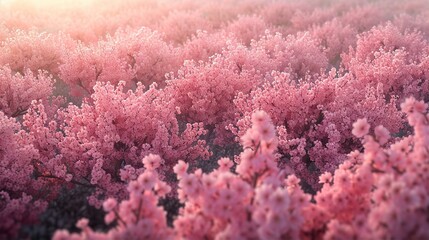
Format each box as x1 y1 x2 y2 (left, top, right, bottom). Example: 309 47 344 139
1 0 93 10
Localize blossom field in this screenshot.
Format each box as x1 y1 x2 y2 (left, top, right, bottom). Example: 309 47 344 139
1 0 429 239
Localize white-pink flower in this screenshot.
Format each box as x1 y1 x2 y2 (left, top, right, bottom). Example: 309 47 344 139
173 160 188 179
374 125 390 145
352 118 370 138
142 154 163 170
137 171 157 191
103 198 117 212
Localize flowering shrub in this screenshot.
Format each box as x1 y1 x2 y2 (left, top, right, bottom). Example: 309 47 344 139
310 97 429 239
0 66 54 117
342 23 429 102
51 99 429 239
167 47 264 144
0 112 48 239
49 81 209 207
173 111 312 239
0 30 75 75
112 27 182 87
2 0 429 239
59 39 135 96
158 10 212 44
52 154 173 240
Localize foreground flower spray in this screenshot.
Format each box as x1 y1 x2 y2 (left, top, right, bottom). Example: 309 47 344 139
52 103 429 239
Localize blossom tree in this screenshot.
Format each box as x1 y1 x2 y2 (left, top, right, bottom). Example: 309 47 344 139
342 23 429 102
59 40 135 96
309 97 429 239
0 112 48 239
231 70 404 189
0 30 75 75
0 66 54 118
166 47 265 144
52 81 209 207
52 154 173 240
252 31 329 80
158 10 212 44
310 19 357 65
226 15 267 46
52 110 312 240
111 27 182 87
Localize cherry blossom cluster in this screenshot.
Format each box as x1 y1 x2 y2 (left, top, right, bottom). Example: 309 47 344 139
52 154 172 240
0 66 54 117
173 111 312 239
342 23 429 102
0 30 75 75
309 97 429 239
60 27 182 96
166 44 264 144
0 112 48 238
21 81 210 208
53 110 313 240
232 70 403 189
52 98 429 239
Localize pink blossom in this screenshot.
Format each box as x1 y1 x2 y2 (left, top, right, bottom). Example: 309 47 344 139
319 172 333 184
286 174 301 188
352 118 370 138
127 180 143 194
103 198 117 212
137 171 157 191
268 188 290 212
173 160 189 179
0 66 54 117
218 157 233 172
374 125 390 145
154 181 171 197
104 212 116 225
76 218 89 230
142 154 163 170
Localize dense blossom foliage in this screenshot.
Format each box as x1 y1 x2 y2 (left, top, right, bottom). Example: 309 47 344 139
0 66 54 117
0 30 75 75
173 111 311 239
52 154 173 240
342 23 429 102
59 40 135 96
0 112 48 239
21 81 211 208
310 97 429 239
1 0 429 239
